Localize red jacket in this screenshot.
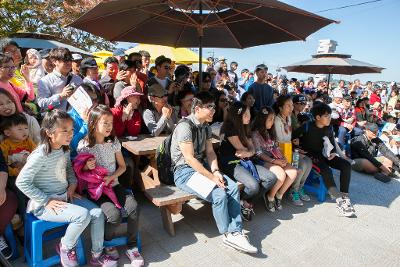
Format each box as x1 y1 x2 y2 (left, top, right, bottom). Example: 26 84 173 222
111 106 143 137
369 93 381 105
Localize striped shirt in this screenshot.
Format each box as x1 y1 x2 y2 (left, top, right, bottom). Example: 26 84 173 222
16 144 76 208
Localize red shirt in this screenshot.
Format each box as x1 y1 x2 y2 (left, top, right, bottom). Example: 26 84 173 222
111 106 143 137
369 93 381 106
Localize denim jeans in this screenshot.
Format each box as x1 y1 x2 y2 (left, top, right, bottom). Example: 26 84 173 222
174 164 242 234
233 164 277 199
35 198 105 253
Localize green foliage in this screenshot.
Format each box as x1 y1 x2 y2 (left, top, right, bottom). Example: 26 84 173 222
0 0 115 51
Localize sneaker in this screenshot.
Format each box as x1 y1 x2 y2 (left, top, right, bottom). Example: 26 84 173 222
0 235 12 260
104 247 119 260
289 191 304 206
56 242 79 267
265 198 276 212
275 198 283 211
336 197 354 217
90 252 118 267
240 201 255 221
299 188 311 202
223 231 258 254
342 195 356 213
374 172 391 183
125 247 144 267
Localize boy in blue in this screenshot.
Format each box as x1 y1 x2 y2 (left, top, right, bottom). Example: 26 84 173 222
292 103 356 217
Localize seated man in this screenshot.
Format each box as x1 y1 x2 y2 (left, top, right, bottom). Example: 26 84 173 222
337 96 363 148
170 91 257 253
351 122 400 183
292 103 355 217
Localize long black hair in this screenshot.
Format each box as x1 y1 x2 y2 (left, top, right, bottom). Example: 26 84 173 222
251 106 275 141
222 101 250 147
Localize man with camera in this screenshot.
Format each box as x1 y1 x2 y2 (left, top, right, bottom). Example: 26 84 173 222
37 48 82 111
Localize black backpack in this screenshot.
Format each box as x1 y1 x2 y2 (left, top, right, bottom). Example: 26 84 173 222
156 118 198 185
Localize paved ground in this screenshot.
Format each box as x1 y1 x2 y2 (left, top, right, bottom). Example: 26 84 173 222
14 170 400 266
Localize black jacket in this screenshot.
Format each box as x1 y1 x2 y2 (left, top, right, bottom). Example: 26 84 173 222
350 134 400 168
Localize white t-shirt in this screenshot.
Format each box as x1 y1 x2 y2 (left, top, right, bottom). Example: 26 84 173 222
154 76 168 90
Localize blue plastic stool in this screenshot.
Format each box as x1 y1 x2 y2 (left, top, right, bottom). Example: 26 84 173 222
24 213 86 267
104 230 142 253
4 224 19 260
304 165 328 202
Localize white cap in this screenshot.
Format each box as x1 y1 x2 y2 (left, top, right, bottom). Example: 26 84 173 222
72 53 83 61
218 56 226 61
333 91 343 98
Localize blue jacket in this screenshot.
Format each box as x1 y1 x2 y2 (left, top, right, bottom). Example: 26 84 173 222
68 108 88 159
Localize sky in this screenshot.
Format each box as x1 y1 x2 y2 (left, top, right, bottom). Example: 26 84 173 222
119 0 399 83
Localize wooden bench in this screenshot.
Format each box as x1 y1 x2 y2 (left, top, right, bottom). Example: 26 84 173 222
123 135 236 236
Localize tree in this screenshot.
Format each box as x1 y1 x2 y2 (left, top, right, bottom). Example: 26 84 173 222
0 0 115 51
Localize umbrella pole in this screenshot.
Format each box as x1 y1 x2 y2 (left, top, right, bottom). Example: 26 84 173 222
327 73 331 90
198 1 203 92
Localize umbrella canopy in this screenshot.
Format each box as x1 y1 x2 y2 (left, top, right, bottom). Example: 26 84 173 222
10 37 91 56
283 53 384 75
70 0 335 48
125 44 209 64
92 50 113 58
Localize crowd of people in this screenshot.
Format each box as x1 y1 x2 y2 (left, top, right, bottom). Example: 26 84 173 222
0 37 399 266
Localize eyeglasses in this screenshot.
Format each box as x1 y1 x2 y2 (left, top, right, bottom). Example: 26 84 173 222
0 65 16 71
203 103 216 111
163 65 171 70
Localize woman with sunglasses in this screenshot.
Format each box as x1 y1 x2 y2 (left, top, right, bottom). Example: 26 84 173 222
143 83 178 136
212 90 228 123
0 53 35 113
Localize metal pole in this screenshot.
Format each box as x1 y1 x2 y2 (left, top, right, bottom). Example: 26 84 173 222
198 1 203 91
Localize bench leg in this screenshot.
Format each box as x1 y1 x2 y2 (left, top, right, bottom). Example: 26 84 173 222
160 207 175 236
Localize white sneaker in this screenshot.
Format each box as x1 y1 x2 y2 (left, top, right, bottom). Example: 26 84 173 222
336 197 354 217
126 247 144 267
222 231 258 254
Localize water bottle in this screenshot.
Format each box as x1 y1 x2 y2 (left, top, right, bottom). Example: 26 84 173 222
292 149 300 169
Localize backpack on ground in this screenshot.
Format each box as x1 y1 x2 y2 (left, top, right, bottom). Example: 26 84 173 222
156 118 197 185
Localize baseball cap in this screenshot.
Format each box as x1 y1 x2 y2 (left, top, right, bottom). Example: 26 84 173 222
333 91 343 98
113 48 126 57
148 83 168 98
72 53 83 61
39 49 51 59
365 122 379 133
292 94 307 104
80 57 97 68
255 64 268 72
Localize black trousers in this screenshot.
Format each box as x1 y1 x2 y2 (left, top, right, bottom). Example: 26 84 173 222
89 184 139 249
313 156 352 194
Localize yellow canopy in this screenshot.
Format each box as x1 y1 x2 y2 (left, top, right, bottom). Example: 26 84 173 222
125 44 209 64
92 50 113 58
